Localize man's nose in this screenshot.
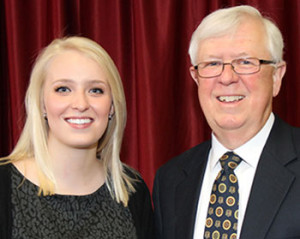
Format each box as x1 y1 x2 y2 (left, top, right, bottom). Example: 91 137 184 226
218 63 239 85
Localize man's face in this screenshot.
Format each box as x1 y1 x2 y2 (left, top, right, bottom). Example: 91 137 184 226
190 18 286 147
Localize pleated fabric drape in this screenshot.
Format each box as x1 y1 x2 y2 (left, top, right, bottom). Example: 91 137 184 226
1 0 299 190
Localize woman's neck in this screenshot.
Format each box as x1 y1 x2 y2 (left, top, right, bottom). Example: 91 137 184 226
13 138 106 196
47 138 105 195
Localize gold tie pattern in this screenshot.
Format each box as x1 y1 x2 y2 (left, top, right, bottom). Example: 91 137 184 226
204 152 242 239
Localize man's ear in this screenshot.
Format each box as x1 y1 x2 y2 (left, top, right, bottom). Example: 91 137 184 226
273 62 286 97
190 66 199 86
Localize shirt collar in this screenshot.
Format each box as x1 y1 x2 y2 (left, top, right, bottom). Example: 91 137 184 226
210 113 275 170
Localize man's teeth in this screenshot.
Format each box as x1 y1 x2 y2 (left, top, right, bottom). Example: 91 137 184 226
67 118 92 124
218 96 244 102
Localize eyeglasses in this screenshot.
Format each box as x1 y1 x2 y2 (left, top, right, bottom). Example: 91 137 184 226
193 57 276 78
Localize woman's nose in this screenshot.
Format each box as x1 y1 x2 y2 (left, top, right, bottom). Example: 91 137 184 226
71 91 89 111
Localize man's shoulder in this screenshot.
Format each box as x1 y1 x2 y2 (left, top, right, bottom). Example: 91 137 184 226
273 115 300 143
157 140 211 176
267 116 300 162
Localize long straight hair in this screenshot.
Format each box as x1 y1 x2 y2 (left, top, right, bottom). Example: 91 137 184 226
2 36 136 206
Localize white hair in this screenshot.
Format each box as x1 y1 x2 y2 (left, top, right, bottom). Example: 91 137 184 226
188 5 284 65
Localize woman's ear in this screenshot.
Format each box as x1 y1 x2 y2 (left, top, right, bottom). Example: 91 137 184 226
110 104 115 115
108 104 115 120
42 103 47 120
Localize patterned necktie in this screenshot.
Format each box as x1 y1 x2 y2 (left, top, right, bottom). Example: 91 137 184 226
204 151 242 239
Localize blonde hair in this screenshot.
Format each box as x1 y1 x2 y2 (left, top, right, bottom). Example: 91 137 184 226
188 5 284 65
2 36 136 206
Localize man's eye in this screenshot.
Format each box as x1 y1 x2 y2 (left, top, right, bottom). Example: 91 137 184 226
55 87 71 93
205 61 222 67
90 88 104 94
239 59 254 65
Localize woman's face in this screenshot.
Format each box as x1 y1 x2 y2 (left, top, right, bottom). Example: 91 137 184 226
43 50 114 150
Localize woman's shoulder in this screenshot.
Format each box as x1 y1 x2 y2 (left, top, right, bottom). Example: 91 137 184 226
123 164 149 194
0 161 12 173
121 164 151 207
0 161 12 194
123 165 154 239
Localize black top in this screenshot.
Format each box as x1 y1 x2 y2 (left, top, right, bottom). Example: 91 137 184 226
0 163 154 239
11 165 137 238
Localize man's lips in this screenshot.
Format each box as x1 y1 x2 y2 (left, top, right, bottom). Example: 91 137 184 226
217 95 245 102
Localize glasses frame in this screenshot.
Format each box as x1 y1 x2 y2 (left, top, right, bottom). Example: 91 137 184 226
193 57 276 78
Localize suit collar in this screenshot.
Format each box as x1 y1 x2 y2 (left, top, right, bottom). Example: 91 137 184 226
173 142 211 239
263 115 297 165
179 141 211 176
240 116 297 238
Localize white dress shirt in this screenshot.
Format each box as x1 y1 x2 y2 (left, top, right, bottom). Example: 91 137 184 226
193 113 275 238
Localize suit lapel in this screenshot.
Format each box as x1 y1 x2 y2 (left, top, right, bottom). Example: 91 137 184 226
173 142 210 239
240 117 296 239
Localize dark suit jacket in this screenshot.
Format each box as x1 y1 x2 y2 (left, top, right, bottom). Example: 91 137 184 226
153 116 300 239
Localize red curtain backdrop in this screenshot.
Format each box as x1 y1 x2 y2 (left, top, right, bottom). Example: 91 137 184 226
1 0 300 191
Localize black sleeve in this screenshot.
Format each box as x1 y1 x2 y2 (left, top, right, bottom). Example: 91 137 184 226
152 170 162 239
128 174 154 239
0 163 12 239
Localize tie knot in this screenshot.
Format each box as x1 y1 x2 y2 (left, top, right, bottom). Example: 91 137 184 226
220 151 242 171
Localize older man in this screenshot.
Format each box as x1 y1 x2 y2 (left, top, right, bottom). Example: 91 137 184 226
153 5 300 239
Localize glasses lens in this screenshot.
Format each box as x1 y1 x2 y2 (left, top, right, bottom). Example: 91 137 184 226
233 58 260 74
196 58 264 77
198 61 222 77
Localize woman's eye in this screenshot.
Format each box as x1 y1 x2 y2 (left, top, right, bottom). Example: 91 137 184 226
90 88 104 94
55 86 71 93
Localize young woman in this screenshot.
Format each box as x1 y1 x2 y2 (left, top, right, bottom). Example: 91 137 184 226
0 36 153 239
